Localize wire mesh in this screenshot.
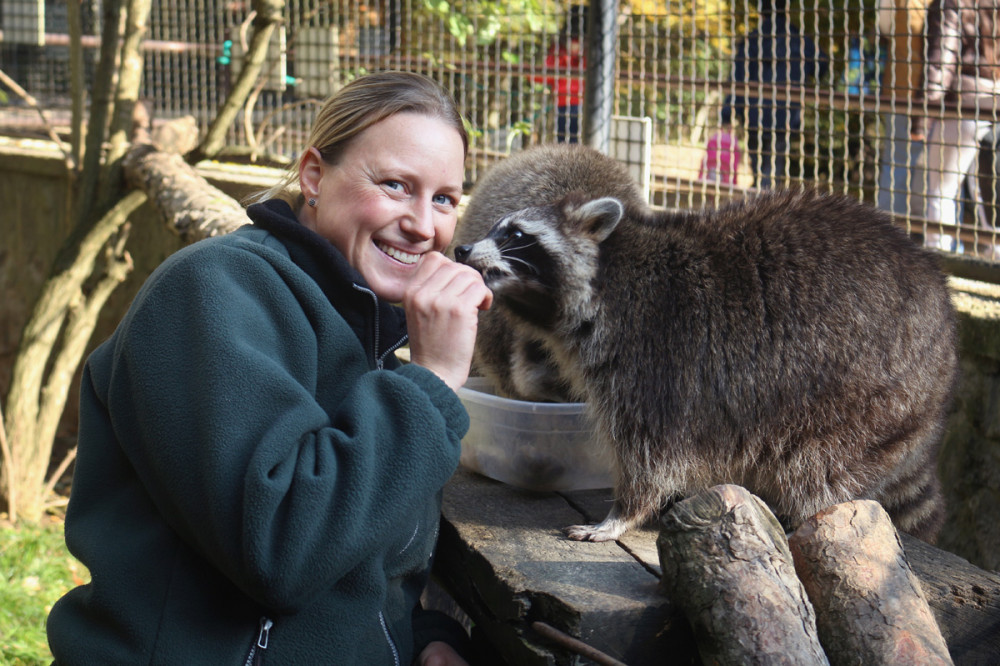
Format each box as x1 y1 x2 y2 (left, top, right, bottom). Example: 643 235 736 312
1 0 999 259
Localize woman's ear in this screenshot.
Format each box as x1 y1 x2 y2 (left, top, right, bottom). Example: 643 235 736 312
298 147 325 200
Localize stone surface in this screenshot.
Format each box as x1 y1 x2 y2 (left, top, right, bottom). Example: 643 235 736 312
434 468 698 666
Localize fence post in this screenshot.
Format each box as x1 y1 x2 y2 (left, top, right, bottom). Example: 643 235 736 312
583 0 618 153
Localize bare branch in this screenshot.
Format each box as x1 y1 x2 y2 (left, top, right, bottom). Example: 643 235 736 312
75 0 126 226
0 398 16 521
97 0 151 211
67 0 85 171
0 68 72 166
37 225 134 451
191 0 286 163
43 447 77 504
123 140 247 241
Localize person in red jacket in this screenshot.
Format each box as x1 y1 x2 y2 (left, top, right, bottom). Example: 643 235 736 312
537 5 587 143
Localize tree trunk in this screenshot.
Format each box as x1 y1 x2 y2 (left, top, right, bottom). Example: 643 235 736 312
788 501 954 665
656 484 829 665
4 192 145 522
0 0 284 523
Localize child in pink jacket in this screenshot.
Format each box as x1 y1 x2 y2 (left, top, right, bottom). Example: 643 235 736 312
699 126 742 185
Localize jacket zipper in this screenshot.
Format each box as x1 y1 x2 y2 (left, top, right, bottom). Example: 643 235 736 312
352 284 408 370
378 611 401 666
243 617 273 666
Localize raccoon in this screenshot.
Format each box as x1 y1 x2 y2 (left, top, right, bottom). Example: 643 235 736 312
453 144 647 402
454 152 958 544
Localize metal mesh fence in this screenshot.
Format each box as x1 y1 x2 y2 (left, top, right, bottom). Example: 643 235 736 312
1 0 999 258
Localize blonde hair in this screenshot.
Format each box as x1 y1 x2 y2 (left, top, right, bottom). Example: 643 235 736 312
248 71 468 205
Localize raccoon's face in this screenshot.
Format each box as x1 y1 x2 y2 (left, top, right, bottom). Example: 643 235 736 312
454 195 623 330
454 206 558 326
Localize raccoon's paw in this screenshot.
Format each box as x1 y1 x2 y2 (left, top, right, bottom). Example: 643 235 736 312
564 521 627 542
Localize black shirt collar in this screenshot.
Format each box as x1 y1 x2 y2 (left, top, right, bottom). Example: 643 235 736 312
246 199 408 366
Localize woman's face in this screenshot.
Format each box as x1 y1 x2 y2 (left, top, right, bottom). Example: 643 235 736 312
299 112 466 303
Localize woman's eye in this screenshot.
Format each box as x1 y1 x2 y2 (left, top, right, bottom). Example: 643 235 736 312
384 180 405 192
433 193 457 207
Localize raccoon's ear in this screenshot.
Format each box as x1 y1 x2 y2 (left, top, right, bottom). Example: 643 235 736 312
566 197 624 243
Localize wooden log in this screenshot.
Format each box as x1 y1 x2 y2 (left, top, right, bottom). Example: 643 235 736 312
656 484 829 665
122 140 247 242
898 533 1000 664
788 500 953 665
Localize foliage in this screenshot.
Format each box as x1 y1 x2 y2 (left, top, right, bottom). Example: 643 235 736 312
420 0 561 47
0 517 88 665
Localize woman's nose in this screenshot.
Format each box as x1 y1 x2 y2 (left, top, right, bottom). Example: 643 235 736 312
401 198 435 239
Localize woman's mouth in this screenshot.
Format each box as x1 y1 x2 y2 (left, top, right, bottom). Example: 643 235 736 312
376 241 421 265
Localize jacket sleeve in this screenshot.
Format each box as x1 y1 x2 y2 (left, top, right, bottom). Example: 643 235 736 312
412 608 473 663
98 239 467 612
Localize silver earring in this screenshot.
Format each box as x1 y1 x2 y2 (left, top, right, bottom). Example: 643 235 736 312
307 198 316 207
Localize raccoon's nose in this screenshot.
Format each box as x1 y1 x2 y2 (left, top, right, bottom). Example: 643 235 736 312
453 244 472 263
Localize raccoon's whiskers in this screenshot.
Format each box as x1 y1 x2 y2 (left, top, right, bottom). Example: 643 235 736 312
503 255 541 274
502 238 539 253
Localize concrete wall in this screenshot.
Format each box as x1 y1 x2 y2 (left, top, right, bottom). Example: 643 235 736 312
938 279 1000 569
2 142 998 570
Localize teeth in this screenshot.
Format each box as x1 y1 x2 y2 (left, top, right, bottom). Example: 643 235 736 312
377 242 420 265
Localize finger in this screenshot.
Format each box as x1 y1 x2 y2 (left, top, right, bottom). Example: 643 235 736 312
407 257 488 308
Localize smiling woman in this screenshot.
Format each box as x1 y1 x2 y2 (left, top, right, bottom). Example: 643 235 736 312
46 71 490 666
296 112 467 305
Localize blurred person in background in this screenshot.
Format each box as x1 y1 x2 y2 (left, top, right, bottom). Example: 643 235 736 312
722 0 828 189
912 0 1000 252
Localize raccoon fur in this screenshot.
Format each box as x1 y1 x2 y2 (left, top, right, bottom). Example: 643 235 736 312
453 147 958 544
453 144 647 402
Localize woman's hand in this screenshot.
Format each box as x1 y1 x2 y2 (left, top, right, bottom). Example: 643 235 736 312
403 252 493 391
417 640 470 666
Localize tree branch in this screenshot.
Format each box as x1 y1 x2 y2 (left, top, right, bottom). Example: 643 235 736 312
0 69 71 166
190 0 286 163
123 141 247 241
75 0 125 227
37 226 133 454
97 0 150 211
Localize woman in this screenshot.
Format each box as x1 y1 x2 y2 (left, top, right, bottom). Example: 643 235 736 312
47 71 490 665
912 0 1000 250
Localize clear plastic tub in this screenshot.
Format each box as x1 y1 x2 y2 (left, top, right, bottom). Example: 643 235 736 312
456 377 613 492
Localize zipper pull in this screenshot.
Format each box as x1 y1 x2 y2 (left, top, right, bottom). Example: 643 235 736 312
253 617 273 665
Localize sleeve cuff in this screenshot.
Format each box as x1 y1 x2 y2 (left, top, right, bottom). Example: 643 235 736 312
395 364 470 440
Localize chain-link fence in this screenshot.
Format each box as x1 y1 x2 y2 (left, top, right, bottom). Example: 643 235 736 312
2 0 999 259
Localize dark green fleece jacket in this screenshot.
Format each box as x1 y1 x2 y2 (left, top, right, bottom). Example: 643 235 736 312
47 200 470 665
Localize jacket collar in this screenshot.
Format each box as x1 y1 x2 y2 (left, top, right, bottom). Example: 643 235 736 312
246 199 408 368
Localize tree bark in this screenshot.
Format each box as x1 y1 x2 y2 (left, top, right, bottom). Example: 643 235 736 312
3 190 145 522
788 501 954 665
657 484 829 665
122 140 248 242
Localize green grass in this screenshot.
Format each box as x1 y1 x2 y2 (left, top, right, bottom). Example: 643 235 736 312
0 516 89 666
